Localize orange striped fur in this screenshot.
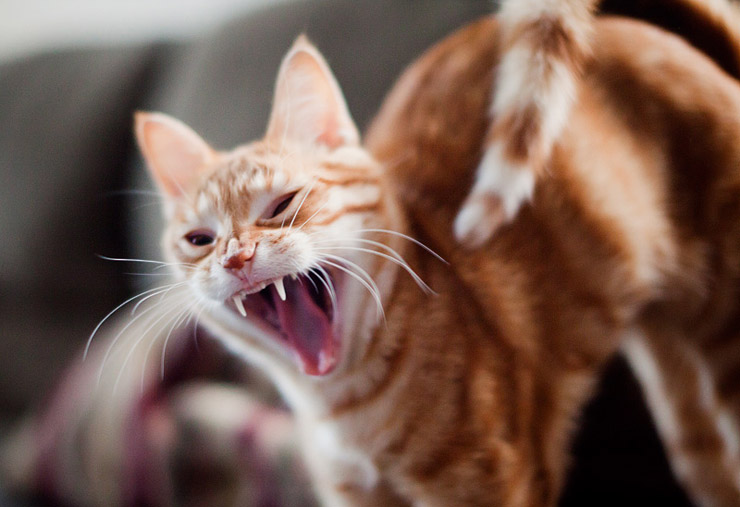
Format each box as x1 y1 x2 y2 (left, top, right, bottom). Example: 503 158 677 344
364 16 740 506
134 8 740 507
454 0 740 248
454 0 599 247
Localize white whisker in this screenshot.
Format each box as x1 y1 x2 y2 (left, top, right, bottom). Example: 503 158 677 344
152 263 195 272
122 272 178 277
97 286 187 385
354 228 448 264
159 304 197 381
317 254 379 294
315 246 434 294
303 271 319 292
84 281 187 360
139 298 203 392
112 298 189 394
318 257 384 320
295 200 330 231
313 237 409 265
159 300 201 380
97 255 197 270
309 266 338 312
131 281 188 315
191 303 208 350
288 178 317 230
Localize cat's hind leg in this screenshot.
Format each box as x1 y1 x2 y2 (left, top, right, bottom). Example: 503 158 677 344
454 0 598 247
622 327 740 506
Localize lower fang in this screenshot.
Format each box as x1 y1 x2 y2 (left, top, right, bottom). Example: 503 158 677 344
232 295 247 317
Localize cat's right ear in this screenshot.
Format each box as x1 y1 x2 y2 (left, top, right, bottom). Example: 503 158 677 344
134 112 217 198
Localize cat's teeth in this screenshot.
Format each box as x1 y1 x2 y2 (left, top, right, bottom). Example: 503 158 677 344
232 295 247 317
290 273 298 280
274 278 287 301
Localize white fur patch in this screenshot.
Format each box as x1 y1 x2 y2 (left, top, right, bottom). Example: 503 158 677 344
311 421 379 491
454 145 534 246
453 194 496 247
685 349 740 474
493 46 576 151
498 0 595 43
474 145 536 217
692 354 740 488
498 0 568 24
621 333 680 442
623 333 740 498
717 411 740 463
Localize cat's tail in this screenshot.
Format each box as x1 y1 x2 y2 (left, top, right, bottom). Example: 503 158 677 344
454 0 740 247
454 0 599 247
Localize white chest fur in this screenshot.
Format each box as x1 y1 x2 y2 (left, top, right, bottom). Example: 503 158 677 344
300 418 380 502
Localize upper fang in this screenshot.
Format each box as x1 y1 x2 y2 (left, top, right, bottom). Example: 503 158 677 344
275 278 287 301
233 295 247 317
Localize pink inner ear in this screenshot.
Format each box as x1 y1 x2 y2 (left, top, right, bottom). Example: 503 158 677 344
316 114 344 149
265 38 360 150
135 112 216 198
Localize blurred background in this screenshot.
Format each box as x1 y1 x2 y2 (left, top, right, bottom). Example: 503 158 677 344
0 0 285 63
0 0 696 505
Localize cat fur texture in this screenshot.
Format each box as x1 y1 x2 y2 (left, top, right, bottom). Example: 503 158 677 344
131 4 740 507
454 0 740 247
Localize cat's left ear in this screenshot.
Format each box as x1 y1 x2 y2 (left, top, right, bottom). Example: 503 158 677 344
265 35 360 149
135 112 217 198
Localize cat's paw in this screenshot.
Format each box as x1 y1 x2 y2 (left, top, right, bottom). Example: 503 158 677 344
453 145 535 248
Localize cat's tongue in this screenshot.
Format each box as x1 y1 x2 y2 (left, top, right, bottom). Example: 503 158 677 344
274 279 337 376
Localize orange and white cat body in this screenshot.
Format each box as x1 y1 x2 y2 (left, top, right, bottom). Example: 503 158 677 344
133 8 740 507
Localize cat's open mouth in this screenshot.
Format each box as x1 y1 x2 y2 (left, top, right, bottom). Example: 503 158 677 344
228 271 338 376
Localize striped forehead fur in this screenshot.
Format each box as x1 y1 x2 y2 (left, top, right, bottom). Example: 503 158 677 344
189 143 379 216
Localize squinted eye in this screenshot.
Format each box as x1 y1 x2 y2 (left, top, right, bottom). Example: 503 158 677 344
185 229 216 246
268 192 298 219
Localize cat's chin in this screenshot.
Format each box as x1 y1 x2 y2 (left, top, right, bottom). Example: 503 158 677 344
225 270 340 376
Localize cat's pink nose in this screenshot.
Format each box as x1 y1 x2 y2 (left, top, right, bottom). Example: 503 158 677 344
223 251 252 270
222 238 256 271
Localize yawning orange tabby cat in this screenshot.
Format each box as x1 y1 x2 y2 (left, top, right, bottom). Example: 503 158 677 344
133 0 740 505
